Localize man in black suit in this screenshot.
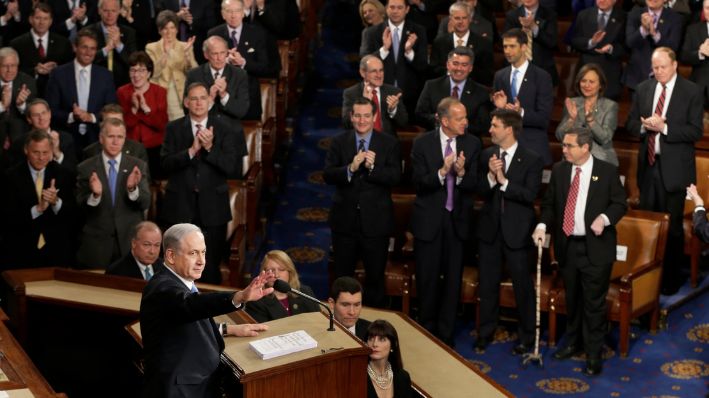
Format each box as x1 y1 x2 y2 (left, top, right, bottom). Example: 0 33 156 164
47 0 94 37
492 29 554 166
626 47 704 294
503 0 559 86
436 0 494 43
0 0 27 43
107 221 164 279
475 109 543 354
185 35 250 150
207 0 266 121
680 0 709 108
324 97 401 307
569 0 627 101
140 223 271 397
0 47 37 157
533 127 627 376
82 104 149 164
342 55 408 137
86 0 138 87
9 3 73 98
159 0 216 63
243 0 301 41
411 97 480 345
360 0 429 117
1 129 76 269
430 1 493 86
160 82 246 284
18 99 78 172
328 276 371 342
416 46 491 137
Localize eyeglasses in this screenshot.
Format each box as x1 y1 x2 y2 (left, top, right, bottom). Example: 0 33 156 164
129 67 148 74
561 143 580 149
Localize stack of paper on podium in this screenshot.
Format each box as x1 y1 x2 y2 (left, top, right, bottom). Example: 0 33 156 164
249 330 318 360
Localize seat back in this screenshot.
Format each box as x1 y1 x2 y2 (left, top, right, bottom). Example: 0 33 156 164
683 152 709 216
611 209 669 280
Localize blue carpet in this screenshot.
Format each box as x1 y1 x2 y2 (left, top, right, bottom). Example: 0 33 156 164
258 2 709 396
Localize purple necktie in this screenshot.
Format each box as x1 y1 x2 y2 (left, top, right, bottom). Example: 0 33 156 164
445 138 454 211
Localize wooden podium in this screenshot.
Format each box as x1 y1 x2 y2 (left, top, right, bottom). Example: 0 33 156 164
217 312 370 398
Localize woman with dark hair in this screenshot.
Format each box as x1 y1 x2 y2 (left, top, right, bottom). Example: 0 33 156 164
366 320 413 398
145 10 198 121
117 51 168 178
556 63 619 166
245 250 320 323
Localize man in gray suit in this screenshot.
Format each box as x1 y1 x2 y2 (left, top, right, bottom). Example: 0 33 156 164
342 55 408 137
76 118 150 268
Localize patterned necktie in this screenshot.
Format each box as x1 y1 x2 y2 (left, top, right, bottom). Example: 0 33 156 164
510 69 519 102
456 38 464 47
214 71 220 81
597 12 607 31
108 159 117 206
445 138 454 212
231 29 239 49
392 27 400 62
647 84 666 166
38 38 46 59
524 10 534 61
562 167 582 236
194 123 203 158
371 89 382 132
358 138 365 153
451 85 459 99
35 173 46 249
144 266 153 280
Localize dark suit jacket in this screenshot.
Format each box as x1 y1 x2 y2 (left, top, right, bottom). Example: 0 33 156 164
86 22 138 87
1 160 76 268
354 318 371 341
680 21 709 107
106 253 165 279
248 0 301 40
569 6 627 100
8 130 78 172
323 130 401 237
341 83 408 136
626 76 704 193
75 153 151 268
366 367 413 398
693 209 709 243
492 64 554 165
140 268 238 397
244 285 320 323
540 158 627 266
436 13 494 42
504 5 559 85
429 32 494 87
0 72 37 144
476 144 543 249
48 0 97 36
45 61 117 148
415 76 491 137
185 63 250 125
9 32 73 97
83 138 148 164
410 130 480 241
624 6 683 89
160 116 245 227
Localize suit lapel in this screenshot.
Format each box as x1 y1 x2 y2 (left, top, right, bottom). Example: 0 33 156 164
561 161 571 199
586 159 600 210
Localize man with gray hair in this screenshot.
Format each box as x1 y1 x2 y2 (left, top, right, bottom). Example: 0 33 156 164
86 0 138 87
342 55 407 136
0 47 37 162
140 223 272 397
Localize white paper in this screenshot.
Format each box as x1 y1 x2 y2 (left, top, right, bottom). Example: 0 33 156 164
616 245 628 262
249 330 318 360
541 170 551 184
619 175 626 186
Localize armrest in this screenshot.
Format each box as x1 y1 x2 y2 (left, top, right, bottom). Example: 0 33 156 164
618 259 663 286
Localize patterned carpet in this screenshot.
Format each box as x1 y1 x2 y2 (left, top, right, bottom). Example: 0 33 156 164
256 2 709 396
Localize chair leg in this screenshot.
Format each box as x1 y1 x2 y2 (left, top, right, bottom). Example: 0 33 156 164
548 308 557 347
619 305 630 357
650 306 659 333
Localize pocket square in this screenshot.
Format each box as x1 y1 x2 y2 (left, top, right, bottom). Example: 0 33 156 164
247 48 255 53
592 176 599 181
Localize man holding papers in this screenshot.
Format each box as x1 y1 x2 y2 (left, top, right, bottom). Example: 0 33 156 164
140 223 273 397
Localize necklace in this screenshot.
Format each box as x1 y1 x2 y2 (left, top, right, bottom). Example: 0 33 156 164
367 362 393 390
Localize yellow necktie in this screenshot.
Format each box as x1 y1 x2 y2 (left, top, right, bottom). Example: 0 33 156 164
456 38 464 47
108 50 114 71
524 11 534 61
35 174 46 249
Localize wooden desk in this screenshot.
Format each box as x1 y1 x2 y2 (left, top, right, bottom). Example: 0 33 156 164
361 308 512 398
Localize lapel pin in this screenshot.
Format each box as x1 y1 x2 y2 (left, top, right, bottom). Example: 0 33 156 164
292 303 299 310
659 19 664 24
245 41 249 45
611 18 616 23
592 176 599 181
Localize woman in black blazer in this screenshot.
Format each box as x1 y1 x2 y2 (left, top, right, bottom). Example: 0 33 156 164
367 320 413 398
245 250 319 322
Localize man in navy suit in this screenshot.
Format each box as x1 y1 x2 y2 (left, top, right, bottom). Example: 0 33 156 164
416 46 491 137
106 221 164 280
47 0 95 37
328 276 371 342
533 127 627 376
160 82 246 284
140 223 271 397
475 109 543 354
46 28 117 157
410 97 480 346
626 47 704 294
325 97 401 307
492 28 553 165
623 0 682 90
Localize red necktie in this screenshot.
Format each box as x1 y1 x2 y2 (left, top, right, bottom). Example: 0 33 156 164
451 85 459 99
371 89 382 133
562 167 582 236
38 38 46 59
647 84 666 166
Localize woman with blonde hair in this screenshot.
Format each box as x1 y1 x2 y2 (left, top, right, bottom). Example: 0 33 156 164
245 250 320 322
145 10 198 121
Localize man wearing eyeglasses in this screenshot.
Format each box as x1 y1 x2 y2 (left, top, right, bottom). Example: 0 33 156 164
324 96 401 308
107 221 164 280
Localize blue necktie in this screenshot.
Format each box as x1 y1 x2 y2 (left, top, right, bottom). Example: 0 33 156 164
144 266 153 280
392 27 400 62
510 69 519 102
108 159 117 205
190 284 199 293
445 138 454 212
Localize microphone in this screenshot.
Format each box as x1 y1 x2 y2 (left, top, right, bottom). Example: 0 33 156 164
273 279 335 331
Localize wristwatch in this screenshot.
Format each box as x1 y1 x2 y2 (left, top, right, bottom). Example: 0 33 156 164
221 322 229 337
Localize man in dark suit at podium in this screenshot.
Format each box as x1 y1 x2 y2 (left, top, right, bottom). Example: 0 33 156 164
328 276 371 342
106 221 164 280
140 223 272 397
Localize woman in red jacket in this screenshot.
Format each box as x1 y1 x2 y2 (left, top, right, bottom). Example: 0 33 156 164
117 51 168 179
